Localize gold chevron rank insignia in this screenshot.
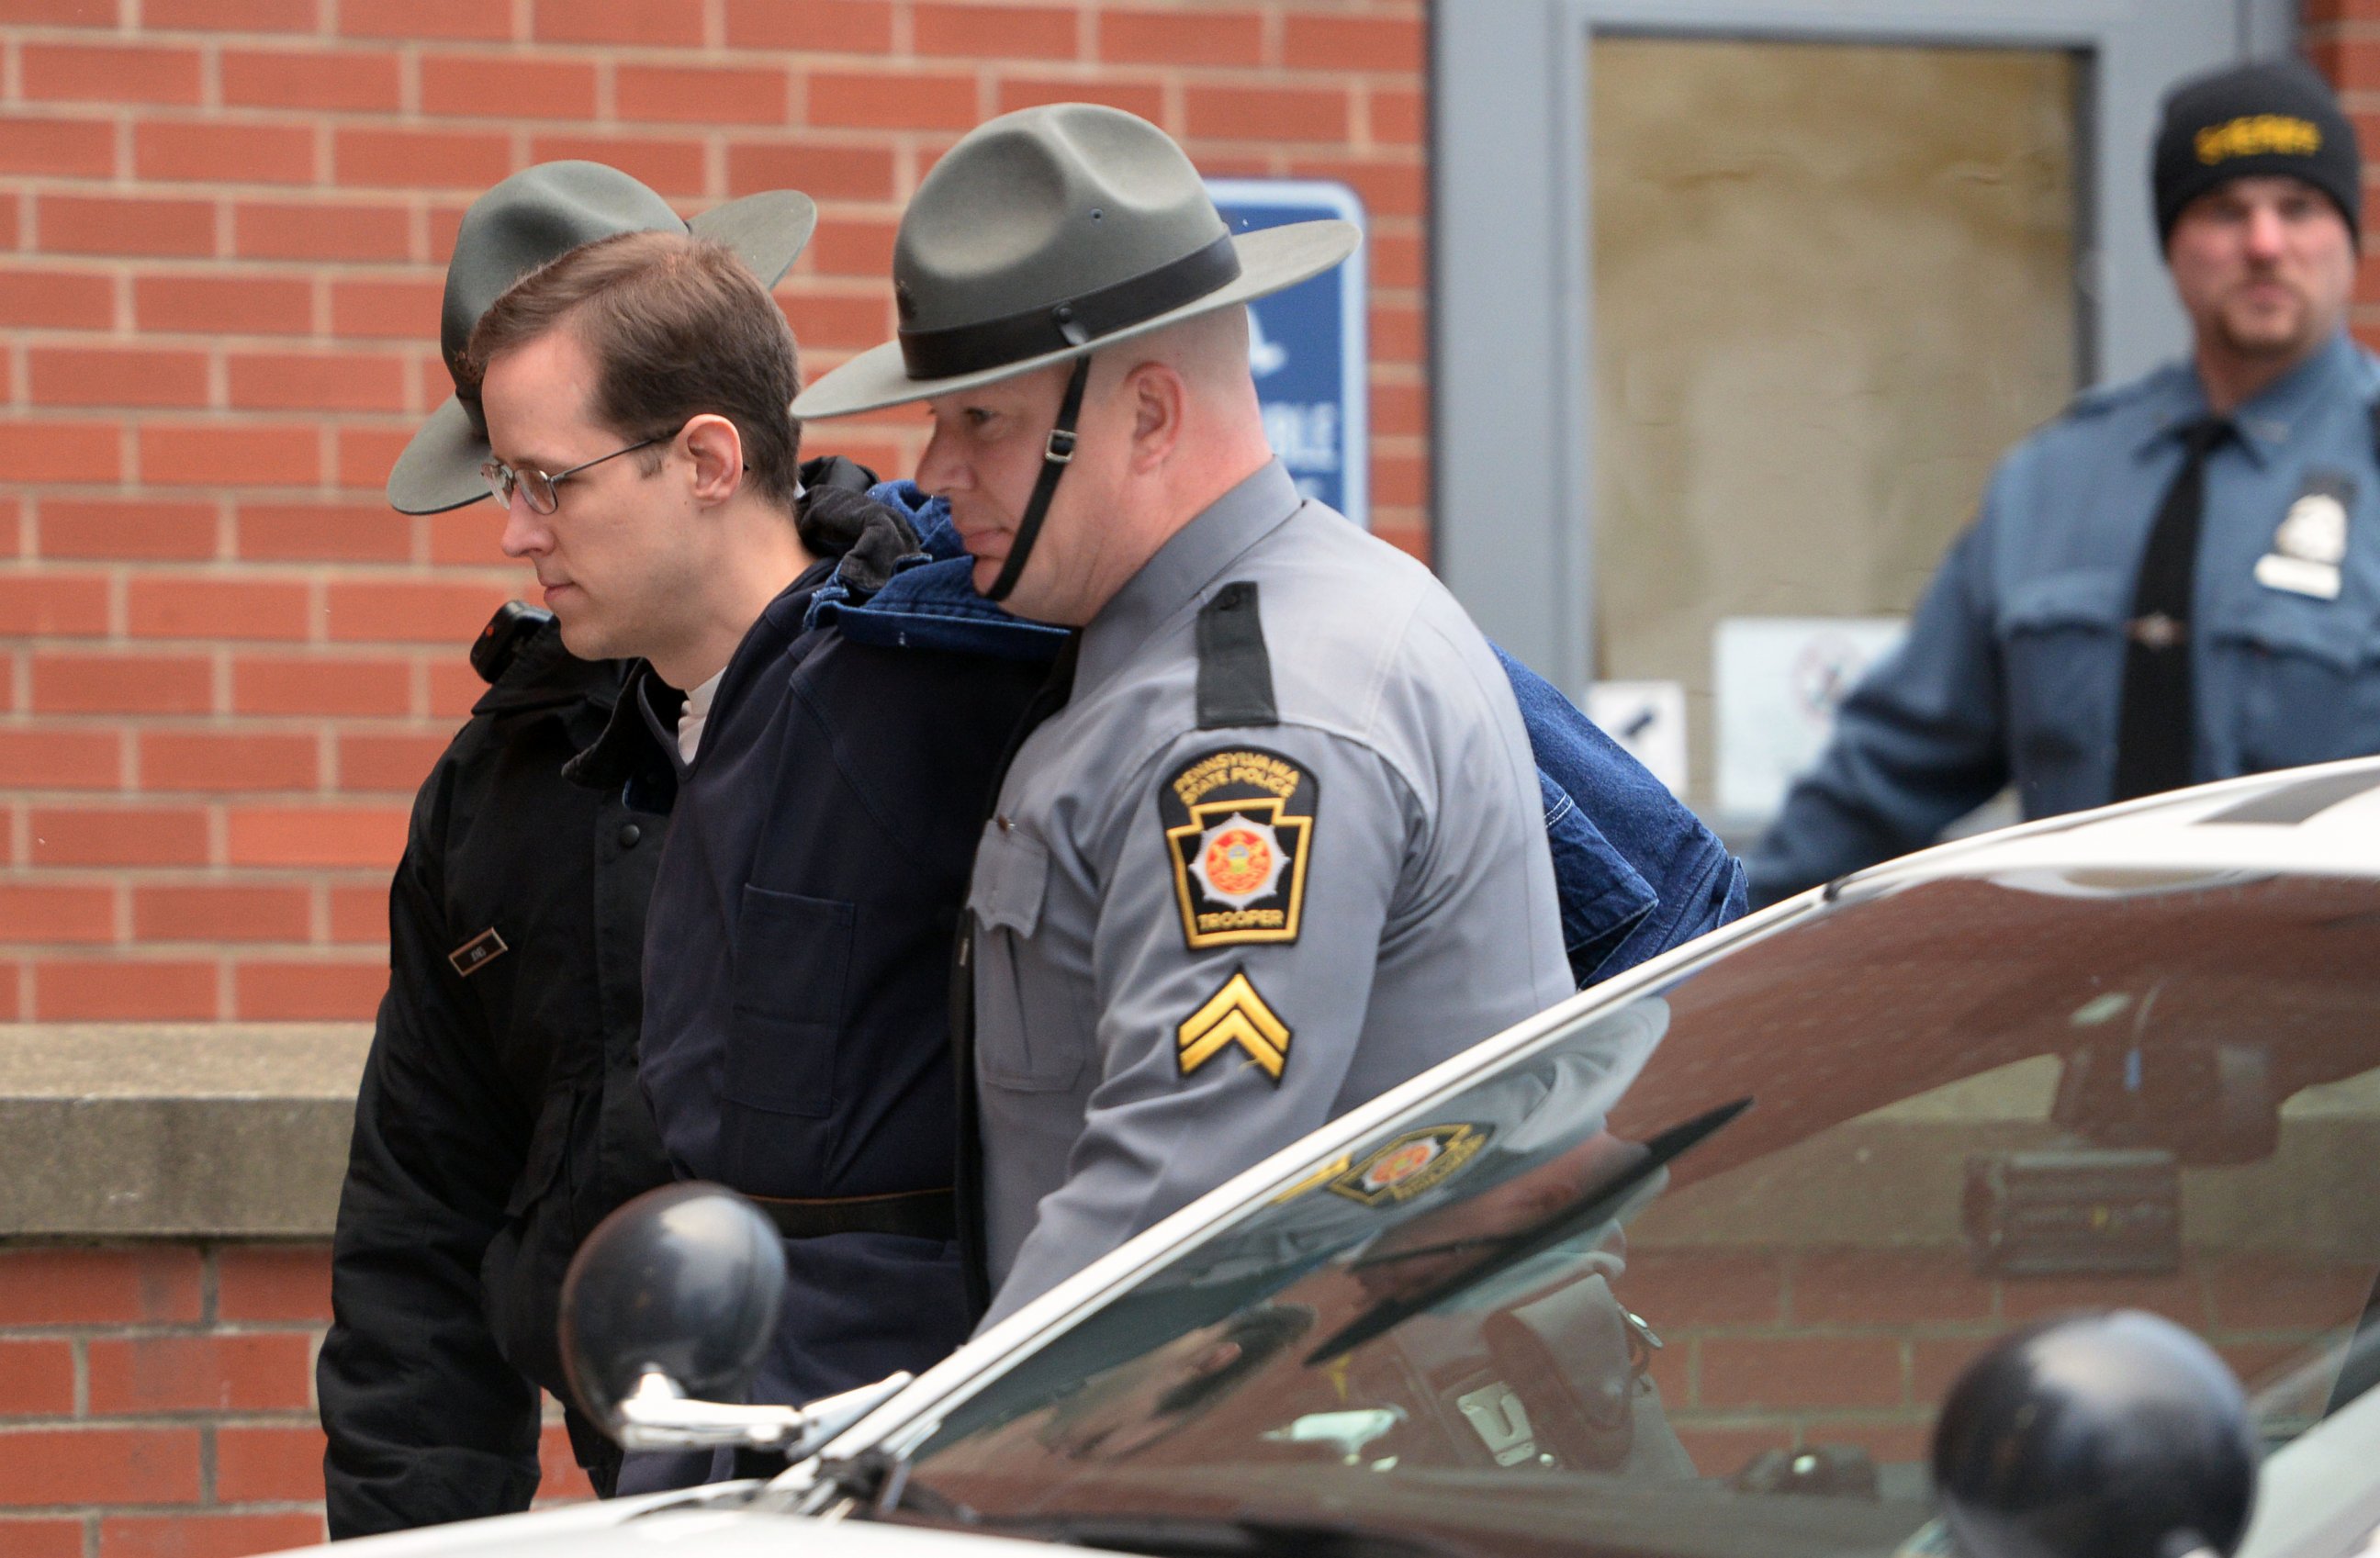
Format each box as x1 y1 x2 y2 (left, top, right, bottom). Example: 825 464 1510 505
1176 970 1291 1083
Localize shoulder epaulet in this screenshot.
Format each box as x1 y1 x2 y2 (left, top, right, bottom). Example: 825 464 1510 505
2060 381 2129 421
1196 581 1276 729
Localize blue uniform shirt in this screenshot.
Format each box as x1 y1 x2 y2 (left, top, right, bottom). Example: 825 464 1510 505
1750 331 2380 904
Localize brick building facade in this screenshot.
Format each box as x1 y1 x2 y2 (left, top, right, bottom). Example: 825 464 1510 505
0 4 1423 1551
5 5 2374 1557
0 0 1428 1025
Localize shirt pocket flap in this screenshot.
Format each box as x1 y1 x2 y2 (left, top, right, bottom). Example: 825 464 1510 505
724 886 855 1119
2209 589 2376 672
968 821 1049 938
1996 568 2128 636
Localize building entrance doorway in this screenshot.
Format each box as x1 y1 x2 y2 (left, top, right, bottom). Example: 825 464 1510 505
1589 36 2080 821
1434 0 2296 830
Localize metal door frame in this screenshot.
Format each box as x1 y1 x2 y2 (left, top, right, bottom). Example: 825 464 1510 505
1429 0 2297 699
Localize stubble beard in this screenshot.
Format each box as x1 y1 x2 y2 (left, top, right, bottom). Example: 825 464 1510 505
2212 281 2316 364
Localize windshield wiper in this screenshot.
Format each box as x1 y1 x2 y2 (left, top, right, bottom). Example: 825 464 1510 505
962 1510 1459 1558
1305 1096 1753 1365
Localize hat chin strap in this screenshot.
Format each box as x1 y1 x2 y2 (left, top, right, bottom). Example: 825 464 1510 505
984 355 1092 605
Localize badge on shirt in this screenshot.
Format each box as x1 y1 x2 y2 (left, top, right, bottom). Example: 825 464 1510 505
1329 1123 1493 1207
448 927 508 978
1160 745 1318 949
1177 968 1291 1082
2254 470 2352 600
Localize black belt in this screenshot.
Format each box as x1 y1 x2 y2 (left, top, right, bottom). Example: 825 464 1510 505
747 1187 956 1241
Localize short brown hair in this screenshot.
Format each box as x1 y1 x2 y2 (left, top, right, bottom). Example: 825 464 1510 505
466 230 803 513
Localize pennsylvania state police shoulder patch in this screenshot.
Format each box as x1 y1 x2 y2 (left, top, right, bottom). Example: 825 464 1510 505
1160 745 1317 949
1329 1124 1492 1206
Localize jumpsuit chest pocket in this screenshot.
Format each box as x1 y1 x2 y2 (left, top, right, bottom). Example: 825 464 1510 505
2210 588 2380 771
1996 568 2128 776
967 821 1085 1093
724 885 853 1119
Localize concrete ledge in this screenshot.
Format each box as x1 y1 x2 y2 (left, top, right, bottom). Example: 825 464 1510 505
0 1024 370 1239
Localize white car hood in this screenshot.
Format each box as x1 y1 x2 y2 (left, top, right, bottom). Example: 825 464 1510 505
265 1486 1077 1558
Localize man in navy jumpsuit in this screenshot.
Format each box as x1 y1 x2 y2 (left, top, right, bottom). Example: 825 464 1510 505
1752 59 2380 904
466 219 1051 1483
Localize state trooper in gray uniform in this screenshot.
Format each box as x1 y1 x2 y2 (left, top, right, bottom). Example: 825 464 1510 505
794 104 1576 1326
1752 58 2380 904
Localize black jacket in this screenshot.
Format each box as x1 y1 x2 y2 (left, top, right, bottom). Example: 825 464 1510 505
318 616 671 1537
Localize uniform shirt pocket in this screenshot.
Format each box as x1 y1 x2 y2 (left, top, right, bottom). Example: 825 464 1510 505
967 821 1083 1093
1996 568 2128 777
2211 589 2380 771
724 886 854 1119
969 819 1048 938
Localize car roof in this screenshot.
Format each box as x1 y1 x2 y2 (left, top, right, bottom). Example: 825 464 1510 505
1840 757 2380 892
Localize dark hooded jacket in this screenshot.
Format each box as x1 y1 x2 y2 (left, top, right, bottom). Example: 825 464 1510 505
318 614 670 1537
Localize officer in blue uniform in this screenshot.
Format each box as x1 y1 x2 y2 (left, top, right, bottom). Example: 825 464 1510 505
1751 58 2380 905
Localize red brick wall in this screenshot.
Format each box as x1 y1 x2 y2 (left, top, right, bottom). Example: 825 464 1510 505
8 1239 2352 1553
0 1241 591 1555
1624 1246 2363 1474
2309 0 2380 342
0 0 1429 1019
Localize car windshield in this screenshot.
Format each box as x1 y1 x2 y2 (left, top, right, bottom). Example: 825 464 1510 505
891 869 2380 1558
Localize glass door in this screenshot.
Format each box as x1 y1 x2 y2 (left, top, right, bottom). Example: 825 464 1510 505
1588 36 2082 825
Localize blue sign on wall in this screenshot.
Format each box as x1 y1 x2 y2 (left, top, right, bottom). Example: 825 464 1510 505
1206 179 1369 529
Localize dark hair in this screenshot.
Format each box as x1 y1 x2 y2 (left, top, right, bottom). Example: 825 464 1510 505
466 229 803 513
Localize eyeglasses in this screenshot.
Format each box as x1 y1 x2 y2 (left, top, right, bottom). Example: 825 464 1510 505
482 432 666 515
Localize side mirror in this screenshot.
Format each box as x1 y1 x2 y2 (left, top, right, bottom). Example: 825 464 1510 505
560 1183 916 1455
1933 1310 2257 1558
560 1182 787 1440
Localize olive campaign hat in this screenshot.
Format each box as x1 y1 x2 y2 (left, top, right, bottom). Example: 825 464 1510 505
792 104 1360 420
386 162 816 515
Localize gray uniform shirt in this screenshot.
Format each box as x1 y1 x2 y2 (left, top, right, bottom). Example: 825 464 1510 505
971 459 1573 1324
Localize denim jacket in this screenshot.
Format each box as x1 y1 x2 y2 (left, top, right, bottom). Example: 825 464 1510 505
836 483 1744 989
1495 645 1746 982
806 484 1074 661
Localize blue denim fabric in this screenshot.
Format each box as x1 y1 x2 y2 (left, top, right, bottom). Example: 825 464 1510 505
805 482 1072 664
1493 645 1747 985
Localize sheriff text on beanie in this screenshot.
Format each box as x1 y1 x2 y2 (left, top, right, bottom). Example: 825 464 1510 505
2153 58 2360 249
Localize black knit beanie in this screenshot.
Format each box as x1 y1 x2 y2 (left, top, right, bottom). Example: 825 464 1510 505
2153 58 2361 250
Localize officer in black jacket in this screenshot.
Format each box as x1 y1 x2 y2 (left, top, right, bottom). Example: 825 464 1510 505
322 160 824 1534
318 607 670 1534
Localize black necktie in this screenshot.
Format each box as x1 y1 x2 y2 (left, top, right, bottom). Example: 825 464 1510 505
2112 416 2231 802
949 631 1080 1314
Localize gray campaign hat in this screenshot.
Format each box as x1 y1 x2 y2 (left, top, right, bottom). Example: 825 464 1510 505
387 161 816 515
792 104 1359 420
